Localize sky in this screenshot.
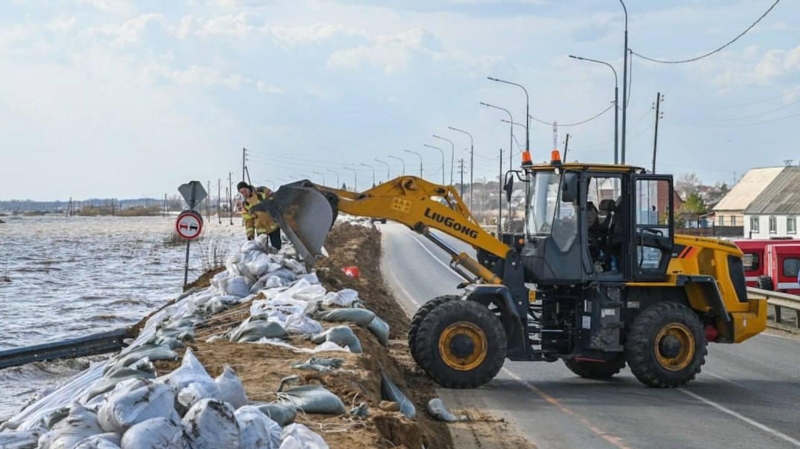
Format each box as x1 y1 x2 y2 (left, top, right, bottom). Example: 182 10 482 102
1 0 798 201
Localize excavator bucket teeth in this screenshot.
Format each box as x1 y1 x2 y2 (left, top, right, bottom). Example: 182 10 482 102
251 180 338 269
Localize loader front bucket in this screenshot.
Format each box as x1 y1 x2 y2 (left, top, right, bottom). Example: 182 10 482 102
251 180 338 269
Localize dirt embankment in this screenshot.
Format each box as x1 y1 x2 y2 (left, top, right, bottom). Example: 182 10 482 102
160 222 534 448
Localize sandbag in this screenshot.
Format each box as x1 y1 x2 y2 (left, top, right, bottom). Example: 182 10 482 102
282 258 306 275
103 344 177 375
120 417 187 449
38 402 104 449
177 381 220 410
235 406 281 449
297 273 319 285
83 367 156 402
181 399 240 449
98 381 179 433
284 313 323 335
314 308 375 327
291 284 326 302
380 372 415 420
322 289 358 307
73 433 122 449
367 315 391 347
279 423 329 449
276 385 345 415
427 398 466 423
155 348 216 394
311 326 362 353
0 429 40 449
241 250 272 278
214 365 248 409
221 275 251 297
291 357 344 373
255 403 297 427
230 319 288 343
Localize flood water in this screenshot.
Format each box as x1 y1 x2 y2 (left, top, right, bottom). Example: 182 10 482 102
0 215 244 421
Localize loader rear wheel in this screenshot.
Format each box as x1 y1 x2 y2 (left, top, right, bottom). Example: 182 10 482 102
563 353 626 379
415 300 506 389
625 302 707 388
409 295 460 368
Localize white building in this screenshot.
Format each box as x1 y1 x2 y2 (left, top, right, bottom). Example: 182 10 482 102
742 166 800 239
712 167 783 228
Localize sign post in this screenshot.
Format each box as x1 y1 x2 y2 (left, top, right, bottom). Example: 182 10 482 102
177 182 208 287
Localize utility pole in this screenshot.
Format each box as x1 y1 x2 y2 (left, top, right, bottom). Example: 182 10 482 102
498 148 503 236
563 133 570 161
228 172 233 225
163 194 167 217
620 1 629 164
652 92 664 173
217 179 222 224
242 148 247 182
458 159 465 197
206 181 211 217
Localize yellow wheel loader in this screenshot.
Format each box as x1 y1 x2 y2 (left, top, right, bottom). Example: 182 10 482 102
252 152 767 389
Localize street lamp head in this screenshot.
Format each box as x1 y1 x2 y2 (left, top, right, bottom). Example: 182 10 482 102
568 55 581 60
487 76 498 81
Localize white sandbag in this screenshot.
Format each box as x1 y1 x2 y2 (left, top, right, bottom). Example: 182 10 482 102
38 402 104 449
291 284 326 302
311 326 362 353
297 273 319 285
231 319 288 343
367 315 391 347
155 348 216 394
282 259 306 275
177 381 220 410
312 341 350 353
284 313 323 335
98 381 179 433
242 250 272 278
277 386 345 415
212 269 234 289
241 240 262 254
73 432 122 449
220 275 251 298
0 429 41 449
314 308 375 327
323 289 358 307
120 417 187 449
235 406 281 449
214 366 248 409
181 399 239 449
279 423 329 449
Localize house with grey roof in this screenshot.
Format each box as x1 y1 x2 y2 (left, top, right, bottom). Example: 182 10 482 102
712 167 784 229
743 166 800 239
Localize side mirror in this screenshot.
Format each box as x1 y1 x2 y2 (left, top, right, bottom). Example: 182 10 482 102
561 172 578 203
504 175 514 203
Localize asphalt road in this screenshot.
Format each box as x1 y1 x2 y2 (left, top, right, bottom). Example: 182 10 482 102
379 223 800 449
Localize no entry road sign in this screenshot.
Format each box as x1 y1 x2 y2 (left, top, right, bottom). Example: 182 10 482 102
176 210 203 240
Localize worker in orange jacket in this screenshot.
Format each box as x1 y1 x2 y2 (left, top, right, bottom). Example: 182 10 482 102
237 181 282 250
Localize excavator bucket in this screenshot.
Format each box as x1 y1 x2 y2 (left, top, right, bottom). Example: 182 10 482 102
251 180 338 269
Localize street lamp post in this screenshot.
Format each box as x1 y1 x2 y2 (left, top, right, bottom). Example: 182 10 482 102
488 77 530 157
375 159 390 182
432 135 455 185
423 144 446 185
403 149 423 178
620 0 629 164
569 55 619 165
481 102 515 232
326 169 339 189
360 163 376 187
448 126 474 210
312 171 326 186
388 155 405 176
343 166 357 191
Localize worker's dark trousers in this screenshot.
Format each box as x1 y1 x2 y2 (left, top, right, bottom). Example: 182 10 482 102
268 229 282 250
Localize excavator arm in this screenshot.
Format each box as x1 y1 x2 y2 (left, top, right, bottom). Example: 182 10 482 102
256 176 510 284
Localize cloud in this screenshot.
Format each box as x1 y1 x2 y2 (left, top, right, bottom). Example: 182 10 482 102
91 13 164 47
269 24 356 47
75 0 135 15
710 44 800 88
47 16 78 33
194 12 259 38
256 81 284 94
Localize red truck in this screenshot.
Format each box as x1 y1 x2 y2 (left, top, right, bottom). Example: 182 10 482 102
731 239 800 294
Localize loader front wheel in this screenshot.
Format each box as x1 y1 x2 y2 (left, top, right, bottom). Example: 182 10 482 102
415 300 506 389
563 353 626 379
625 302 707 388
409 295 460 368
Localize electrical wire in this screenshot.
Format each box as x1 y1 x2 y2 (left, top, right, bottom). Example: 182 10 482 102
528 104 614 128
702 95 800 122
630 0 781 64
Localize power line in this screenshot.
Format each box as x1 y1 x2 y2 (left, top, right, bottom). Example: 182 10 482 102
631 0 781 64
702 95 800 122
529 104 614 128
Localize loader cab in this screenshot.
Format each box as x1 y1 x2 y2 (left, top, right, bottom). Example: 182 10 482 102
516 161 675 286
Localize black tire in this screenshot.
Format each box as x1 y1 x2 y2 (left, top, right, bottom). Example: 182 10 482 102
756 275 774 291
563 353 626 379
409 295 460 367
625 302 707 388
415 300 506 389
